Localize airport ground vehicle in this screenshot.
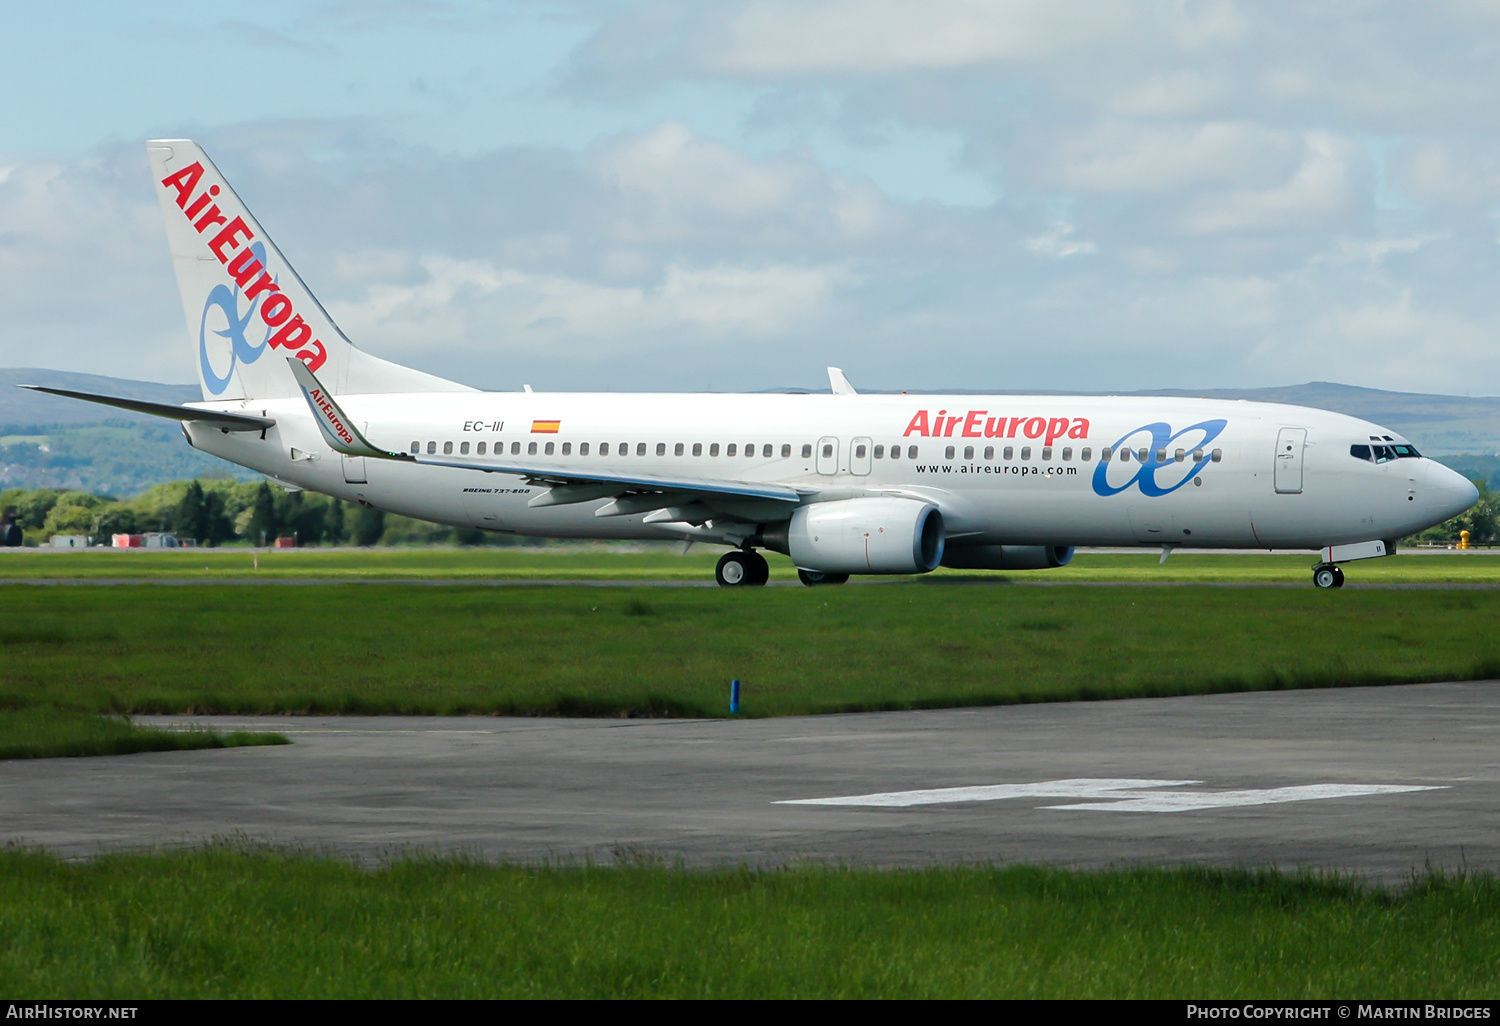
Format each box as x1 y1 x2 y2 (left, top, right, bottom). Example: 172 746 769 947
23 141 1479 588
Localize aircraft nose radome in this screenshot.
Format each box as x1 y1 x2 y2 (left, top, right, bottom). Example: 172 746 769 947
1429 463 1480 520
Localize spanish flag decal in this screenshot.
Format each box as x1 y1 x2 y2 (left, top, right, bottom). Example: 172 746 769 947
531 419 561 434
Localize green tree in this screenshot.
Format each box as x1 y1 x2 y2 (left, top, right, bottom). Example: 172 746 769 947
94 506 141 543
245 482 279 547
13 489 60 530
324 498 346 545
352 505 385 547
176 481 209 543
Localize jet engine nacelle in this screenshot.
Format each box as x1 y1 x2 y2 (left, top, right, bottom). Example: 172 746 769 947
940 544 1075 571
786 497 945 575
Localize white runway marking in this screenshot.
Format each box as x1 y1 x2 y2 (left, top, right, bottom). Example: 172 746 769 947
777 778 1447 813
1044 783 1444 813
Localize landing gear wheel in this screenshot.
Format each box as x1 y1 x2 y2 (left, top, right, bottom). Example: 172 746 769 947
1332 566 1345 588
1313 564 1339 589
716 551 752 587
797 568 850 587
744 550 770 586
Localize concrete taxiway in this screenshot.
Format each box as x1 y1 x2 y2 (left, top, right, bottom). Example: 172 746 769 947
5 681 1499 880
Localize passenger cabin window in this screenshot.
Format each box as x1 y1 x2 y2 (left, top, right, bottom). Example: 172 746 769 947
711 443 721 457
579 442 589 456
1193 448 1204 462
727 443 738 457
781 444 791 457
746 444 755 458
410 441 419 454
637 442 647 456
802 444 813 458
674 443 684 456
619 442 629 455
1061 447 1072 461
527 441 537 455
983 446 994 460
764 444 773 458
1021 446 1032 460
1137 448 1148 462
692 443 702 456
460 441 470 455
962 445 973 460
656 442 666 456
888 445 900 460
1003 446 1014 460
1101 446 1112 461
874 444 885 459
1210 448 1223 462
858 444 870 459
561 442 571 456
1119 448 1131 462
599 442 609 456
477 442 486 455
427 441 436 455
906 446 917 459
444 441 453 455
822 443 833 458
511 441 521 455
1081 447 1092 461
543 442 553 455
1156 448 1166 462
1041 446 1052 460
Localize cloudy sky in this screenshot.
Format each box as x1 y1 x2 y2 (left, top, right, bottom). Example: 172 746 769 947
3 1 1500 395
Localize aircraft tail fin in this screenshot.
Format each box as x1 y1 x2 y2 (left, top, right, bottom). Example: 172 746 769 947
145 140 474 402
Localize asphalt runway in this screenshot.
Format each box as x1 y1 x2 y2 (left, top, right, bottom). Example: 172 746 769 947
6 681 1499 880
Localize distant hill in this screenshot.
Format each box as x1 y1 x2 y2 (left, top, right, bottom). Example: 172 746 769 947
2 369 1497 495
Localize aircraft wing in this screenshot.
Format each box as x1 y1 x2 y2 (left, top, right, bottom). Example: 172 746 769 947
17 385 276 432
411 453 808 505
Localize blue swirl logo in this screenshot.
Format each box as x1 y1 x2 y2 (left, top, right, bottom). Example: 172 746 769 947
198 242 274 395
1091 419 1228 497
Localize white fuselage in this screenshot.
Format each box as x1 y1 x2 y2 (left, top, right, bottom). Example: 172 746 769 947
184 391 1478 551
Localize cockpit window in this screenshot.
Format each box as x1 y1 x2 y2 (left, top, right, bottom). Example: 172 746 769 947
1350 444 1371 461
1372 445 1394 463
1393 444 1420 458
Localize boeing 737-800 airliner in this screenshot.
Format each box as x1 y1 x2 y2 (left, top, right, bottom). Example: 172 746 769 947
22 140 1480 588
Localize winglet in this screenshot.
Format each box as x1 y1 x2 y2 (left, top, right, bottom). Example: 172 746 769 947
828 367 857 396
286 357 412 460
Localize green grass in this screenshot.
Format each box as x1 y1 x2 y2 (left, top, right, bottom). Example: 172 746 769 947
5 545 1500 584
0 709 286 760
3 583 1499 718
2 848 1497 998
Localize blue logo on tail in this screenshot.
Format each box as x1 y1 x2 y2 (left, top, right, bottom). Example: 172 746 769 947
198 242 275 395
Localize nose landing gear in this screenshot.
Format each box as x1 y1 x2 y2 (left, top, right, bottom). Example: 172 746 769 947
1312 563 1345 589
716 549 770 587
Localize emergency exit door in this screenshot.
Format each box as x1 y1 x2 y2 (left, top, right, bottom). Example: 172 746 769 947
1274 427 1306 494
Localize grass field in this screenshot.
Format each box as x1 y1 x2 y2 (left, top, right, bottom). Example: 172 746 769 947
2 848 1497 998
4 544 1500 584
2 582 1498 718
0 709 286 760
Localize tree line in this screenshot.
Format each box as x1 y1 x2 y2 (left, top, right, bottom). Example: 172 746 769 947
0 479 533 548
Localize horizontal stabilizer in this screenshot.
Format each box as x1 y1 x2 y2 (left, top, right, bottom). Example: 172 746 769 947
17 384 275 431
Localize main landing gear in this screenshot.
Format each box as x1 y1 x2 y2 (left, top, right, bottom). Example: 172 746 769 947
796 568 848 587
716 549 769 587
1312 563 1345 589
